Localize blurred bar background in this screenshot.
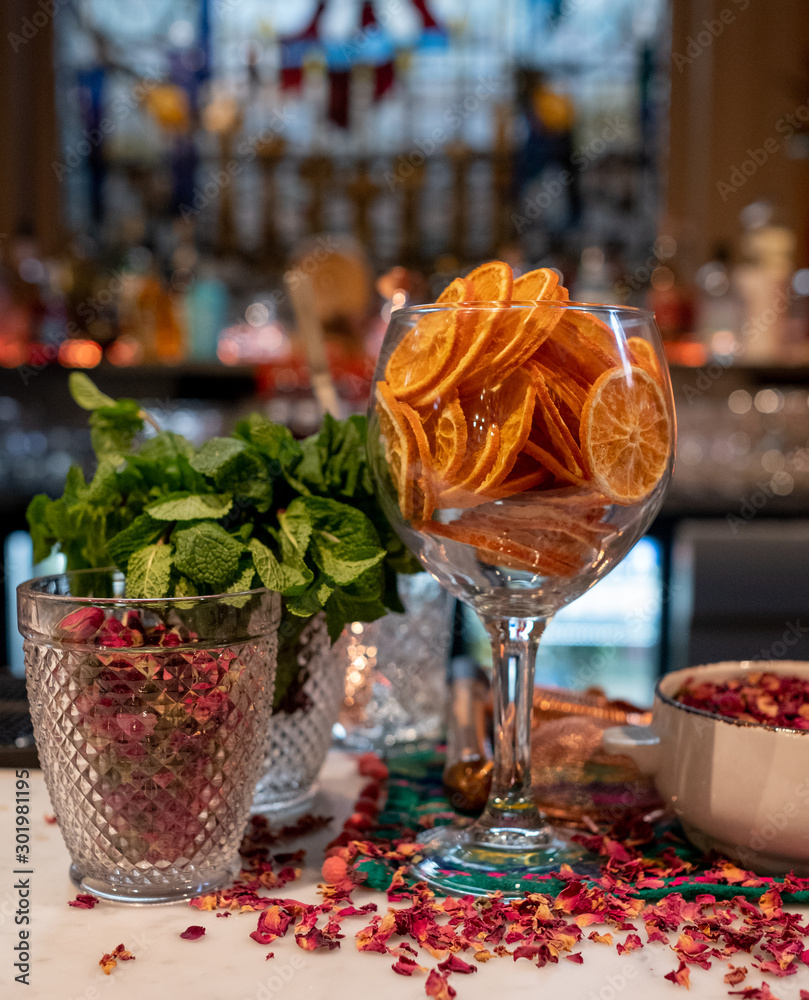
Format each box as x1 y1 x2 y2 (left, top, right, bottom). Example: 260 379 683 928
1 0 809 713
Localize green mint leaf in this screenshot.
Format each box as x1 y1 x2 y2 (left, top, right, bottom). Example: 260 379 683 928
234 415 301 465
146 492 233 521
285 577 333 618
68 371 116 411
172 574 198 599
138 431 195 463
26 494 54 564
324 590 388 643
75 505 110 567
249 538 312 596
173 522 244 589
278 504 313 557
126 543 173 598
190 437 247 477
90 400 144 463
286 496 385 587
295 436 327 492
233 477 274 514
296 414 371 500
85 461 120 505
107 514 164 571
222 560 258 608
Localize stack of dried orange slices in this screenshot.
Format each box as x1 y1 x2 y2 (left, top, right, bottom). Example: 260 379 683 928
374 260 672 576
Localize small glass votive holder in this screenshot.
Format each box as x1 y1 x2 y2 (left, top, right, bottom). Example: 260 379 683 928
332 573 452 753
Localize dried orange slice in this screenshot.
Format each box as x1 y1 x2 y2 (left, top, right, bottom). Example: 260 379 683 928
375 380 416 519
399 401 437 520
476 369 536 494
565 310 623 366
537 317 617 386
627 336 664 385
485 467 550 500
528 364 584 476
385 277 469 402
579 365 671 505
462 497 612 548
512 266 560 300
436 422 500 508
523 439 590 488
465 259 514 301
414 520 581 577
529 360 585 433
423 392 467 484
459 267 563 395
412 262 512 405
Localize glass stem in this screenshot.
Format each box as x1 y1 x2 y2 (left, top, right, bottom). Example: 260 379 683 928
478 616 546 831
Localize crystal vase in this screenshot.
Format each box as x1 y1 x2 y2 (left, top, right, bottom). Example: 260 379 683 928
18 570 280 904
333 572 452 752
252 613 346 815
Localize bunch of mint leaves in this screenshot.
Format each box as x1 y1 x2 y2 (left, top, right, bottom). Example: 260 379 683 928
27 373 418 710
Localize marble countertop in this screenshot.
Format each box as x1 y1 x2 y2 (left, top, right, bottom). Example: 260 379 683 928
0 754 803 1000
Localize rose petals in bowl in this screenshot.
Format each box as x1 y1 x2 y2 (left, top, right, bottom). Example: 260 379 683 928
674 671 809 730
603 661 809 875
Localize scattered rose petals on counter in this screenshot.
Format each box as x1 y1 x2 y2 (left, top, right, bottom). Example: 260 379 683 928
70 752 809 999
99 943 135 975
728 985 780 1000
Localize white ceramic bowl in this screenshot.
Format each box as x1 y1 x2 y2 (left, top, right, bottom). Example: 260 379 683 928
603 661 809 875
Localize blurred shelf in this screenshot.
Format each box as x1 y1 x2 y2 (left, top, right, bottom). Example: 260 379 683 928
0 362 258 402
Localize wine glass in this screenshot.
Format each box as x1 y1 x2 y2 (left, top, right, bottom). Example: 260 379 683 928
367 298 676 896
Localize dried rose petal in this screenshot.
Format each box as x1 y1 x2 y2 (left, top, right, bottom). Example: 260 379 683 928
437 955 477 975
57 607 104 642
425 969 456 1000
99 943 135 975
675 672 809 729
664 961 690 988
392 955 427 976
725 965 748 985
179 925 206 940
357 753 389 781
68 894 98 909
728 986 780 1000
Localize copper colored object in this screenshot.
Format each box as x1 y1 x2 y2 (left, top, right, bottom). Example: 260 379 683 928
442 657 492 816
443 757 493 816
530 686 659 828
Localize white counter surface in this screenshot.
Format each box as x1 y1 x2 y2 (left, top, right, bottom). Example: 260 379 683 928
0 755 804 1000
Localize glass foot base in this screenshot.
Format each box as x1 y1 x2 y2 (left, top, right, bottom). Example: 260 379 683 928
410 824 598 898
69 859 239 905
